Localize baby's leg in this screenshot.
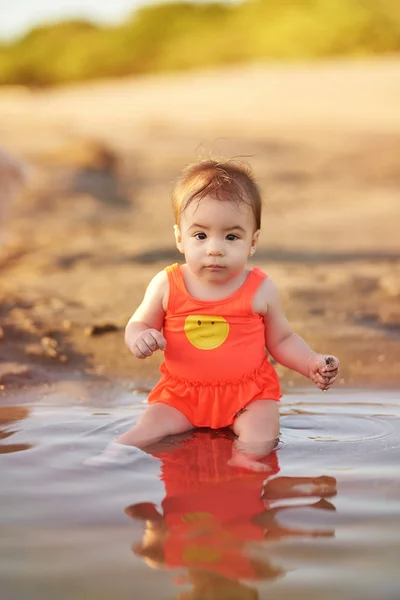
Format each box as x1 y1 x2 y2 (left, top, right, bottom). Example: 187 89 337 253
116 403 193 448
229 399 280 471
233 399 279 443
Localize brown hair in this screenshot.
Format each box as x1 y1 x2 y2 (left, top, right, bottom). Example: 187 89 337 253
172 159 262 230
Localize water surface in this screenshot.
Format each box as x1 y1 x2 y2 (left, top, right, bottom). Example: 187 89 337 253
1 390 400 600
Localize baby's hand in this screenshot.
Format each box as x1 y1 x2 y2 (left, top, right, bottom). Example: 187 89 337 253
308 354 340 391
130 328 166 359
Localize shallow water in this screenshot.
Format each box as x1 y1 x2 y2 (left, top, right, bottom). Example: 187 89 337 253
1 389 400 600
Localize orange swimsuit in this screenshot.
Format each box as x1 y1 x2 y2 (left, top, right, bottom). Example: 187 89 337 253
147 263 281 428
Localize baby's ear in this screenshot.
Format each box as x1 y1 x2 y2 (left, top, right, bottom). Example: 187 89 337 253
174 224 184 254
249 229 260 256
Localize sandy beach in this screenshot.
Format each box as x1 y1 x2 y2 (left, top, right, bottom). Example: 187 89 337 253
1 57 399 400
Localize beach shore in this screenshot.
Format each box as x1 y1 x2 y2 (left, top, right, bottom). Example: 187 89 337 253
1 58 399 400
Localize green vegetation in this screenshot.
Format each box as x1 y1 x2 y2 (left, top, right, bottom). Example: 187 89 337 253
1 0 399 86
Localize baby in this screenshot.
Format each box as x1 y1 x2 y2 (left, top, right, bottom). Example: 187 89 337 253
117 159 339 469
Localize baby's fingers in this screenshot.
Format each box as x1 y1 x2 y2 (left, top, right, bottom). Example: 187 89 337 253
148 330 167 351
312 372 329 387
312 370 337 389
320 373 338 391
133 338 154 358
318 366 339 379
143 332 160 352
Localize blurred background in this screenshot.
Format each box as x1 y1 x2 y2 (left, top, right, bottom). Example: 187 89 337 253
0 0 399 393
1 0 400 85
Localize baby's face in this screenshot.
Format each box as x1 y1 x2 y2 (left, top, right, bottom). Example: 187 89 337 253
175 195 259 284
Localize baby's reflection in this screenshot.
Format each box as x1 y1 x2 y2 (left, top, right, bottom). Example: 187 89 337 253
126 430 337 599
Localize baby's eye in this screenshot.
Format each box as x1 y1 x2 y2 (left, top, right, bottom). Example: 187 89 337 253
194 232 207 240
226 233 239 241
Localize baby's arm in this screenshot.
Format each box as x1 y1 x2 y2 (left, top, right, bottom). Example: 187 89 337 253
125 270 168 359
256 278 339 390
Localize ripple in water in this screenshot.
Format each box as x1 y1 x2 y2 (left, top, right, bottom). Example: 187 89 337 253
281 392 400 465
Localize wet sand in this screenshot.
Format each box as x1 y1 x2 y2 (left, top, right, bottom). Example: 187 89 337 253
0 58 399 398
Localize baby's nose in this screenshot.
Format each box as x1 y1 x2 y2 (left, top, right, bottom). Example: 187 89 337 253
206 244 224 256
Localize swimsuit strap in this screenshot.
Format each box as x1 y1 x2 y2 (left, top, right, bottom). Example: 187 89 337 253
243 267 268 312
165 263 184 287
165 263 185 311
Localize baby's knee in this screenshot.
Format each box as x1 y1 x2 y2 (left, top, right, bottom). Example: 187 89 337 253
237 424 279 447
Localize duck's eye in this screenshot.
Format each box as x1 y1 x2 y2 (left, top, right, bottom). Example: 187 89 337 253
211 321 215 325
197 320 201 326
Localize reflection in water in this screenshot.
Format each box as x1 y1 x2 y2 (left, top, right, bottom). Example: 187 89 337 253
126 430 337 599
0 406 32 454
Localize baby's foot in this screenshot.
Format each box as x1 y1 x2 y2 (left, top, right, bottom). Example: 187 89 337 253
84 441 136 466
228 448 274 472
